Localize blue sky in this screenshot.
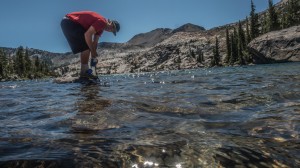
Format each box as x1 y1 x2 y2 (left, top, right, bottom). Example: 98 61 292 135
0 0 280 53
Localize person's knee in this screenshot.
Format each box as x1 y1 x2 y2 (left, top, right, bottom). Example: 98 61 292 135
81 50 90 56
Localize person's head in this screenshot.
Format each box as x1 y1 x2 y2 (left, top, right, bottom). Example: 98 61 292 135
105 19 120 36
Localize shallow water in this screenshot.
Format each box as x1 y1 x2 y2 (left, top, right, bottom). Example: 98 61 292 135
0 63 300 168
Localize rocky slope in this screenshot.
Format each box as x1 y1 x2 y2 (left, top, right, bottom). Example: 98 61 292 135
56 27 221 76
248 26 300 63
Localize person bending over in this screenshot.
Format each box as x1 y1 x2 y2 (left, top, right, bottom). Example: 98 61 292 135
61 11 120 79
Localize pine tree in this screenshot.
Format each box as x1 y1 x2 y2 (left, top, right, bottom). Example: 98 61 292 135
230 33 235 65
268 0 280 32
24 48 31 74
196 47 204 63
238 21 246 65
189 47 196 58
286 0 300 27
43 61 50 74
239 21 247 49
295 0 300 24
250 0 260 39
34 56 40 72
200 52 204 63
3 53 8 77
246 17 251 44
225 28 231 64
212 36 220 66
0 49 6 78
279 0 300 29
7 57 13 75
40 61 45 73
15 46 25 77
280 12 289 29
261 14 269 34
230 28 238 64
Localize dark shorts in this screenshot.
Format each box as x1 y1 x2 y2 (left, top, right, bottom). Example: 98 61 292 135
61 18 89 54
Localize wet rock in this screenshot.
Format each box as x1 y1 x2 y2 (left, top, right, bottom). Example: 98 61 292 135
248 26 300 64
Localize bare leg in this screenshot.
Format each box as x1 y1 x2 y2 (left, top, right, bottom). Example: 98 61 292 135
80 49 90 64
80 50 90 75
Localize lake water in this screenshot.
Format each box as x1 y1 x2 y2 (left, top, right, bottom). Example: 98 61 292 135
0 63 299 168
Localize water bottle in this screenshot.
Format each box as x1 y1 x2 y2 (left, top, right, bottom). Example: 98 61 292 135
90 58 98 67
90 58 98 76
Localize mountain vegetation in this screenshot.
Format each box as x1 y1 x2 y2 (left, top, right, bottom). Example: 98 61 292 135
224 0 299 66
0 46 56 81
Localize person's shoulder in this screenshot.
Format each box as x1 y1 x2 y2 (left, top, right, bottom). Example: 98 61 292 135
94 13 106 22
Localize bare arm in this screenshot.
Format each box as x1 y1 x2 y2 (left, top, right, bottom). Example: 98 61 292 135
92 35 100 58
84 26 98 57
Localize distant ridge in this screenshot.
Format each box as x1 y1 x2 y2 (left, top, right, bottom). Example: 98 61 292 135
172 23 206 33
127 23 206 47
127 28 172 47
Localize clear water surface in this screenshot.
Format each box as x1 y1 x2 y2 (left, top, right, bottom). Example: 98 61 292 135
0 63 299 168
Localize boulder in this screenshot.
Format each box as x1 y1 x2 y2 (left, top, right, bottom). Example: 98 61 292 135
248 26 300 64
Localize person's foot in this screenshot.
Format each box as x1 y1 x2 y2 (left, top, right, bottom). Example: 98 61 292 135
80 70 98 80
80 74 98 80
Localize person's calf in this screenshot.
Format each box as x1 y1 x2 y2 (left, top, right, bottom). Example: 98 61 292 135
80 64 89 76
80 50 90 64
